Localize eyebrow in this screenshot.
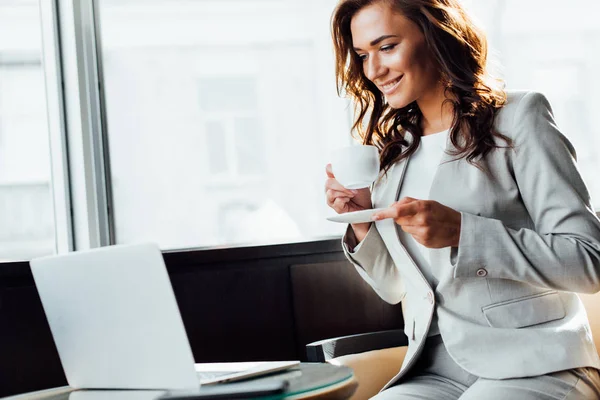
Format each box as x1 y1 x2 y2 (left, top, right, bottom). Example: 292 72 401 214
353 35 399 51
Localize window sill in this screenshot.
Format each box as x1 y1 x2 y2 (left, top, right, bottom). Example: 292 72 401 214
0 236 345 281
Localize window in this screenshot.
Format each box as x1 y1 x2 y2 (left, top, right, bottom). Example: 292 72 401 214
199 77 267 179
93 0 600 251
96 0 350 249
463 0 600 208
0 1 54 260
3 0 592 261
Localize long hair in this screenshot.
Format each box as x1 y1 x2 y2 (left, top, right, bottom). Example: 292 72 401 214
331 0 512 173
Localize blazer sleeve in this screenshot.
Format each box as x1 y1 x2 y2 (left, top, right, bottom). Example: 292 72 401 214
342 224 406 304
453 91 600 293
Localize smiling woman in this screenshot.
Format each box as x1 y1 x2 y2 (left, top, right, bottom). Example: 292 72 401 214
324 0 600 399
350 7 440 112
331 0 510 176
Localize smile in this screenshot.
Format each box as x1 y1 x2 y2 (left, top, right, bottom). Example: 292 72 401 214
380 76 403 95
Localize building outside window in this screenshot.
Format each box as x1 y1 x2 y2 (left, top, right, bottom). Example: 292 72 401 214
464 0 600 201
199 76 267 179
97 0 350 249
0 0 54 261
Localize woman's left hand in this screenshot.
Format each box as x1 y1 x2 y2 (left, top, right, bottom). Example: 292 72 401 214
372 197 462 249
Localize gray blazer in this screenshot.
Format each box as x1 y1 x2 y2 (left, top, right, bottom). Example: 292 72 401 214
343 91 600 390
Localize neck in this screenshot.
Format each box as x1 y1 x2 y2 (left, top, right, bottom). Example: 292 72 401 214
417 83 454 136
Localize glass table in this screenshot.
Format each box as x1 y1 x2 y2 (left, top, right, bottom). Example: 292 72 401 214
2 363 357 400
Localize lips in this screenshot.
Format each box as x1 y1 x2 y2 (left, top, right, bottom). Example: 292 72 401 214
379 76 403 95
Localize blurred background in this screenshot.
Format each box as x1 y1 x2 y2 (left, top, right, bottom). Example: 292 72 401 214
1 0 599 260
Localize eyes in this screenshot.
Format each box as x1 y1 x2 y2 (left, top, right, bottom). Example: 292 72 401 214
357 44 397 61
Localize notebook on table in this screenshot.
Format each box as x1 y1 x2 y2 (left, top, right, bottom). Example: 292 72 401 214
30 243 299 390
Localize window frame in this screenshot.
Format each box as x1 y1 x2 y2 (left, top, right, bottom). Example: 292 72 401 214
39 0 74 254
35 0 347 259
44 0 114 252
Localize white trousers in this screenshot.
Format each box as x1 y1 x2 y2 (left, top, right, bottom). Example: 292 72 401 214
374 335 600 400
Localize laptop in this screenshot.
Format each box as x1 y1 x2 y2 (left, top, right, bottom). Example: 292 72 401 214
30 243 299 390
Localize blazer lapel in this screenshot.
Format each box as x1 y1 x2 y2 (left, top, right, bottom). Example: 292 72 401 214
373 152 432 287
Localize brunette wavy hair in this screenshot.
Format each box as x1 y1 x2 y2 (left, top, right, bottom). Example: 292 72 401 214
332 0 512 173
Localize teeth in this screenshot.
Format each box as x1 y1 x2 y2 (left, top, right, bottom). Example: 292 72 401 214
383 77 401 89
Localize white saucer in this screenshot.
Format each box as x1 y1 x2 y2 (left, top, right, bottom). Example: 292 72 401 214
326 208 387 224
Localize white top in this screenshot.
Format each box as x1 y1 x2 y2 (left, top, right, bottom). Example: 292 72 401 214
398 130 449 336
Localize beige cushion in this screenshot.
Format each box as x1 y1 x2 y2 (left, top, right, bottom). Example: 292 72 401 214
329 346 408 400
329 292 600 400
579 292 600 354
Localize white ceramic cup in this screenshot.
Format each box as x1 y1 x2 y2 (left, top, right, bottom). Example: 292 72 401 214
330 145 380 189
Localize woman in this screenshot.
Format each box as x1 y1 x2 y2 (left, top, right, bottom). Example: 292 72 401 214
324 0 600 398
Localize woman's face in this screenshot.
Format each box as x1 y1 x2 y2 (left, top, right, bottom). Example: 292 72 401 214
350 2 441 109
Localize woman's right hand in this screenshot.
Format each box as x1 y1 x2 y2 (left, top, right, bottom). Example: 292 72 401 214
325 164 373 243
325 164 373 213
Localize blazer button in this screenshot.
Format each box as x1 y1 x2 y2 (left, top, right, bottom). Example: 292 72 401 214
476 268 488 277
427 291 434 305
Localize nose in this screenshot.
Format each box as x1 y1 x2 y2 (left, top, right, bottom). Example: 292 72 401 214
364 55 387 82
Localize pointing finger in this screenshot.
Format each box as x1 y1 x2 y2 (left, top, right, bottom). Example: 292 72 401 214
370 206 398 221
372 201 419 221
